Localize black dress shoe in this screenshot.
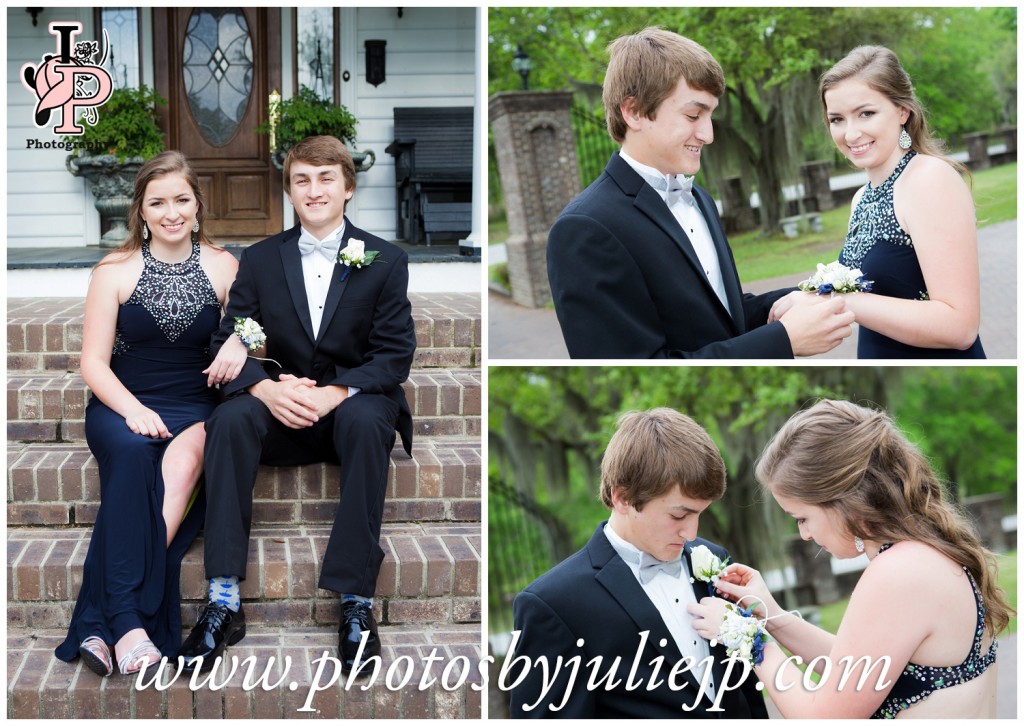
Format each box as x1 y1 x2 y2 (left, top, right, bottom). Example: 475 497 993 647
178 602 246 673
338 600 380 674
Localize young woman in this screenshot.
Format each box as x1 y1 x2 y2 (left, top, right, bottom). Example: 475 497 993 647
690 399 1011 717
773 46 985 358
55 151 248 676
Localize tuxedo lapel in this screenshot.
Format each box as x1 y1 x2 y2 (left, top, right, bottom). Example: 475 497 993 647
279 227 316 344
693 188 744 331
607 155 736 327
315 217 354 345
587 525 709 698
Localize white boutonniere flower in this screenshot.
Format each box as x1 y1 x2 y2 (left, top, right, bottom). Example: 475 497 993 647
338 239 381 269
689 544 729 594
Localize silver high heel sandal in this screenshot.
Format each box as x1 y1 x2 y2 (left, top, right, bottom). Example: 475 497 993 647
117 638 162 676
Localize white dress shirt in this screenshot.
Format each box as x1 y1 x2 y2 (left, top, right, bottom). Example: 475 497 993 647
298 221 358 397
603 522 716 701
619 150 731 315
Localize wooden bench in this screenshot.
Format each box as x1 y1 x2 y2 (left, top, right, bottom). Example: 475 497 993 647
422 199 472 246
385 107 473 245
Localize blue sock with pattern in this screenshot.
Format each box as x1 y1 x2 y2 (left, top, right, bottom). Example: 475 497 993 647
209 575 240 612
342 593 372 607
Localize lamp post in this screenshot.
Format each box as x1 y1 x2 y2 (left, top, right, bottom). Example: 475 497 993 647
512 45 532 90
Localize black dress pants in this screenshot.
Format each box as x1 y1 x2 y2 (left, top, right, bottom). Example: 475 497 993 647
202 391 399 597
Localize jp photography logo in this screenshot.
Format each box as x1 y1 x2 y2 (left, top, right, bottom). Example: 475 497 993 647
21 21 113 151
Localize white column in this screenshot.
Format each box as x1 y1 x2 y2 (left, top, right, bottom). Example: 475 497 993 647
459 6 483 256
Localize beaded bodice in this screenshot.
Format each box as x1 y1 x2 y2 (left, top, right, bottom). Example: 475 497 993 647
839 151 916 270
121 241 220 345
872 542 997 719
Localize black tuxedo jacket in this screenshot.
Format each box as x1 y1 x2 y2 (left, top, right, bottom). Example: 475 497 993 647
211 219 417 451
547 152 793 359
509 523 769 719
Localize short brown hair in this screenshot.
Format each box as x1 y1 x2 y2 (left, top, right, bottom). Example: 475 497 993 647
603 27 725 143
600 408 726 511
283 135 357 194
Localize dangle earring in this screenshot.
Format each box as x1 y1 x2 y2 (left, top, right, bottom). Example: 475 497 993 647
142 223 149 241
854 536 865 553
192 218 200 243
898 126 912 150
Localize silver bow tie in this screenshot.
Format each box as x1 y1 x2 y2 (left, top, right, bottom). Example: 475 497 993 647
298 231 341 262
638 551 683 584
654 174 695 207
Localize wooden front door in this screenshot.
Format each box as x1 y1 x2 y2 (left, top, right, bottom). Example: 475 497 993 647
154 8 282 240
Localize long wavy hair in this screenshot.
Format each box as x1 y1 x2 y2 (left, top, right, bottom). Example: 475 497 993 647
756 399 1012 636
99 150 212 266
819 45 968 176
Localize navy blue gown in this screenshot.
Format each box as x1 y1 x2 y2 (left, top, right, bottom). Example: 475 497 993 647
838 151 985 359
56 241 221 663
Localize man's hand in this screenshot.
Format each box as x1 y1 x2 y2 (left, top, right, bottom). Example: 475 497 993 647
769 290 815 323
249 376 319 429
779 295 855 356
299 382 352 415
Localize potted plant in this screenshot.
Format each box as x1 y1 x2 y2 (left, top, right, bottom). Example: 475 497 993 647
65 85 167 247
256 85 374 172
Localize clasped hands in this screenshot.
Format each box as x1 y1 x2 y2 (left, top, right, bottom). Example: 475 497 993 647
251 375 348 429
687 563 776 642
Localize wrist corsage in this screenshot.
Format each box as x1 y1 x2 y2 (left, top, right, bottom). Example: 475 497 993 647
689 544 729 596
338 239 382 281
712 602 771 668
798 261 873 295
234 317 266 350
232 317 280 367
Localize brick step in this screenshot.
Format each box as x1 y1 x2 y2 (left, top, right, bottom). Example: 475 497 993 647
8 294 480 371
7 368 481 443
8 439 481 527
7 623 482 718
7 523 481 631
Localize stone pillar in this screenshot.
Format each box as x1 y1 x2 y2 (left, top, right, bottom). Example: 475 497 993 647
489 92 581 308
964 492 1007 553
801 160 835 212
786 535 841 605
963 132 991 170
717 176 756 233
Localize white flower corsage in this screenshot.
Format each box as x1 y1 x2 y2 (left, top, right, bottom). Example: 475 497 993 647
234 317 267 350
711 602 771 668
338 239 382 281
798 261 873 295
689 544 729 596
232 317 280 367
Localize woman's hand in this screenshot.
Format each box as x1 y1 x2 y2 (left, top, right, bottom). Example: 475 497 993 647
125 406 172 438
687 596 731 642
204 334 249 387
713 563 776 619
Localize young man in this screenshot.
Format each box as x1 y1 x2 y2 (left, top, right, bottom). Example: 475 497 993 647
547 28 853 358
179 136 416 673
510 408 767 718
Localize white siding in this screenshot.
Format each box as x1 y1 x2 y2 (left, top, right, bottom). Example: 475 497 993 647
7 8 100 248
7 7 477 249
344 6 476 240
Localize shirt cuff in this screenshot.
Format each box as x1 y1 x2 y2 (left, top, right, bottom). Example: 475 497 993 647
347 386 361 398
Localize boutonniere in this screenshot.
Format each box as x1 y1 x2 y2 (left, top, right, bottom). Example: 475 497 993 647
798 261 873 295
689 544 730 596
338 239 383 281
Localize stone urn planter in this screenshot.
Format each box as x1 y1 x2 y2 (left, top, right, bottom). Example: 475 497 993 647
67 154 145 248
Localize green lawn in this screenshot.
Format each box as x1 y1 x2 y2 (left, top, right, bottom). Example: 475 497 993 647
732 162 1017 283
488 162 1017 284
817 549 1017 636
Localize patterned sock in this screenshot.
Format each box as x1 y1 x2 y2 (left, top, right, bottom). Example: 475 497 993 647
209 575 240 612
342 593 372 607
